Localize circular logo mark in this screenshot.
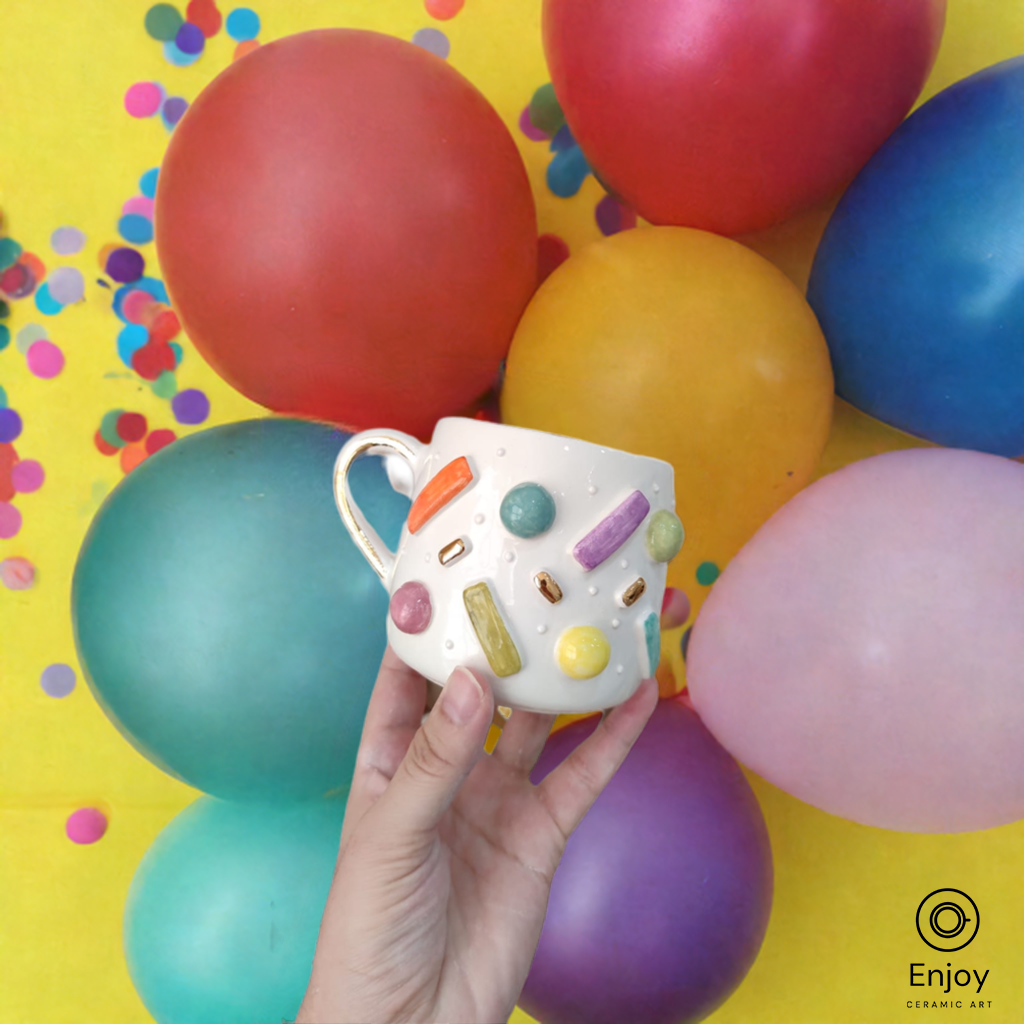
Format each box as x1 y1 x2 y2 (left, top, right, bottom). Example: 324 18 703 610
916 889 980 951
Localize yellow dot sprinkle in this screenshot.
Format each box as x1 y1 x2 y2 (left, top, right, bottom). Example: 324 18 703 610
556 626 611 679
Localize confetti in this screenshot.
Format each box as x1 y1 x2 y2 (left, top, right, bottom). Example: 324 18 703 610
152 371 178 399
120 442 148 474
0 408 22 443
145 428 177 454
412 27 450 58
50 227 87 255
106 248 145 283
11 460 44 493
1 262 36 300
176 21 206 55
66 808 108 844
124 81 165 118
99 410 127 449
171 388 210 424
232 38 259 60
26 341 65 379
116 412 147 443
117 325 149 367
187 0 223 37
0 325 8 351
225 7 260 40
34 284 62 316
118 215 154 245
0 237 22 270
122 196 155 219
0 501 22 539
425 0 464 19
47 267 85 306
139 168 160 199
161 96 189 129
163 39 201 66
145 3 184 41
41 664 77 698
0 556 35 590
15 324 46 354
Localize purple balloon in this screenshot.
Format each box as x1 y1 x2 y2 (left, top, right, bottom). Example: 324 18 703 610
524 699 772 1024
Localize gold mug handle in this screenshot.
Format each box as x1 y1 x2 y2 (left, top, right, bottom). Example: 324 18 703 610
333 431 423 583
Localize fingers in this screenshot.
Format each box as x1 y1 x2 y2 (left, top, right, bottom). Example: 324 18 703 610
537 678 658 844
491 708 558 774
372 665 494 842
340 648 429 849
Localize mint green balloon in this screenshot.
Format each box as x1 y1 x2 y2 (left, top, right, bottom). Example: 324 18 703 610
125 796 345 1024
72 418 409 801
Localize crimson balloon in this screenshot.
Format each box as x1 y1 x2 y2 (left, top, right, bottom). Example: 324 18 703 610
543 0 946 235
157 29 537 438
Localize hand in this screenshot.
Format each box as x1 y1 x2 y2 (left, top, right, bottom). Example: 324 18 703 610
295 647 658 1024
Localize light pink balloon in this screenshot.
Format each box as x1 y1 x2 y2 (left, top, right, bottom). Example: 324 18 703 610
688 448 1024 834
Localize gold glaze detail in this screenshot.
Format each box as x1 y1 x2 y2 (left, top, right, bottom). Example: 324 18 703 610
534 571 563 604
621 577 647 607
439 538 466 566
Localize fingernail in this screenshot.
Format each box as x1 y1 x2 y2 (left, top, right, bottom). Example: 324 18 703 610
440 667 482 725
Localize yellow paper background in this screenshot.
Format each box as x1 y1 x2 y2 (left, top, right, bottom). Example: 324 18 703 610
2 2 1023 1021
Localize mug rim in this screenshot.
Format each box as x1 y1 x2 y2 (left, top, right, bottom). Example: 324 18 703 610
431 416 675 473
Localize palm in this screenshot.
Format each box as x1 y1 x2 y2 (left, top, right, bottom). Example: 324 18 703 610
298 649 657 1024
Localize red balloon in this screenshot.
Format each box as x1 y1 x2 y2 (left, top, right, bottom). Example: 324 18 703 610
157 30 537 437
544 0 946 235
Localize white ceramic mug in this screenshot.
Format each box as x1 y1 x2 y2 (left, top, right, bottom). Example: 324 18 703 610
333 417 682 714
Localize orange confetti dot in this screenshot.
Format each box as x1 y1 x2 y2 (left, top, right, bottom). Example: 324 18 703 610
655 657 679 699
18 251 46 283
98 243 120 271
119 442 148 474
233 39 260 61
425 0 465 18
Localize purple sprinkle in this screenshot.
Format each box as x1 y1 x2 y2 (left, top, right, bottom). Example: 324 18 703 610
519 105 550 142
172 388 210 425
106 248 145 284
41 663 76 698
175 21 205 55
573 490 651 571
162 96 189 126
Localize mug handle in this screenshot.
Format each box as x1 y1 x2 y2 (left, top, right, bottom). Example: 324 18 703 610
333 430 423 584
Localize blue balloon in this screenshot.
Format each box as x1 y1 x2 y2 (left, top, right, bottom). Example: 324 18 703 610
125 796 344 1024
72 418 408 801
808 57 1024 456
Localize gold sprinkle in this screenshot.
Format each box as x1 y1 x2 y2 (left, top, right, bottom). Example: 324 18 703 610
497 705 512 720
439 538 466 566
621 577 647 607
534 571 563 604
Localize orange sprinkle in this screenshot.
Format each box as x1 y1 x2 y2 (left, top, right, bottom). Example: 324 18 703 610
233 39 260 61
18 251 45 283
408 456 473 533
119 442 148 474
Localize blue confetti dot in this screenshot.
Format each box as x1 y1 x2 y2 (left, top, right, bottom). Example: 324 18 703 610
161 96 189 131
176 20 205 54
0 325 9 352
547 145 591 198
163 39 201 66
226 7 260 41
169 341 184 366
119 214 154 245
550 123 576 154
139 168 160 199
34 283 63 316
118 325 149 367
412 27 450 59
0 407 22 443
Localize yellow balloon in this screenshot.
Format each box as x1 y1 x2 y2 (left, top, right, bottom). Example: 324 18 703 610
501 226 834 624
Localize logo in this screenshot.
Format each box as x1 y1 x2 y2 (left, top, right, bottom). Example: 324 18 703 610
916 889 980 952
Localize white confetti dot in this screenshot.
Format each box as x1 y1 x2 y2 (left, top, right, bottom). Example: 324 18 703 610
588 585 599 596
537 624 548 634
587 484 598 495
611 618 621 628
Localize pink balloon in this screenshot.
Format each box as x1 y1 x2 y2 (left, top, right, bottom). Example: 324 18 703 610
688 449 1024 833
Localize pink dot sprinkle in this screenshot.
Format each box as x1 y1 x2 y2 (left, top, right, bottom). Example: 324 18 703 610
0 557 35 590
124 81 164 118
66 808 108 845
390 580 433 634
27 340 65 379
0 502 21 539
122 196 155 220
12 459 44 493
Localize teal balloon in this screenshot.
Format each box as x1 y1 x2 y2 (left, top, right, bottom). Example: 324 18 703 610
72 418 408 801
125 795 345 1024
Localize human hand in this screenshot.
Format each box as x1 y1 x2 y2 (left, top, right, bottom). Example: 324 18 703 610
295 647 658 1024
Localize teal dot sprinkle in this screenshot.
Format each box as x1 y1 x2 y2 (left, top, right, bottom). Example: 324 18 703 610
696 561 720 586
644 612 660 676
500 482 556 539
646 509 684 562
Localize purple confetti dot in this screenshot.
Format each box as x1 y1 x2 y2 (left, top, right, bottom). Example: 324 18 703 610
162 96 189 126
41 663 77 698
171 388 210 425
0 407 22 443
519 105 550 142
412 27 450 59
176 21 205 54
106 248 145 284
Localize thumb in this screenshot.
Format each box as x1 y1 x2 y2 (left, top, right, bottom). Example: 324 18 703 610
375 665 493 839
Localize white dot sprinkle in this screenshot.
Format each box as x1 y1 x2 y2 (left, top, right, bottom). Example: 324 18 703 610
424 553 431 562
653 483 661 493
445 639 454 650
587 484 598 495
496 448 506 457
563 445 570 451
504 551 515 562
589 585 599 596
474 513 485 524
620 559 628 569
537 624 548 634
611 617 621 629
616 664 624 674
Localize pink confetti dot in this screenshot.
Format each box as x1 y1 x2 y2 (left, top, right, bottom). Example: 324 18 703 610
11 459 44 493
0 501 22 539
66 808 108 845
27 340 65 379
122 288 158 324
124 81 164 118
0 556 35 590
122 196 155 220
